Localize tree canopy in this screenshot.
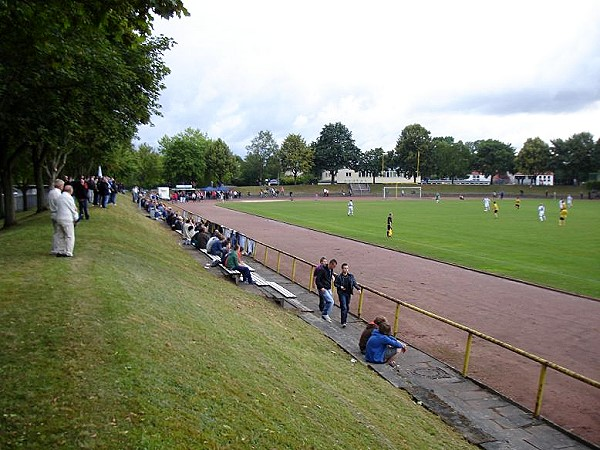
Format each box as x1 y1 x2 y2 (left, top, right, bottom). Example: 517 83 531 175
313 122 361 184
472 139 515 184
393 124 432 182
278 134 313 184
0 0 187 228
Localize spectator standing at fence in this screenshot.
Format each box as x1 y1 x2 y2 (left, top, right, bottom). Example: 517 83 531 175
97 176 110 208
313 257 328 314
386 213 393 238
316 259 337 323
365 322 407 368
359 316 387 354
48 179 65 255
73 176 90 221
334 263 360 328
55 185 79 257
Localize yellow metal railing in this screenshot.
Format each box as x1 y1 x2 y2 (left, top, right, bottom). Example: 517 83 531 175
169 205 600 419
240 236 600 419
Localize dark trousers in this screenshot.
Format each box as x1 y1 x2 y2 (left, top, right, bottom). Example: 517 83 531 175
77 198 89 220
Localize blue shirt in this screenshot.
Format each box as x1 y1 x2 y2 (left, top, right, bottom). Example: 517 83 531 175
365 329 405 363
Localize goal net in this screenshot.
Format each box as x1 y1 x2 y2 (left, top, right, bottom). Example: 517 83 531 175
383 185 422 199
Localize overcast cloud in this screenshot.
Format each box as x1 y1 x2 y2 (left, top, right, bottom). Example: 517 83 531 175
136 0 600 156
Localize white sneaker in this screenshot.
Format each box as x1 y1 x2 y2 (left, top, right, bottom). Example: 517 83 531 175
322 315 332 323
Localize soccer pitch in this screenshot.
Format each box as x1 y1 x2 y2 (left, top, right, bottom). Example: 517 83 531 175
224 197 600 299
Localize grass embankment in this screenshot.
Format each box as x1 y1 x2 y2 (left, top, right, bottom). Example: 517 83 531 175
0 199 475 449
225 199 600 299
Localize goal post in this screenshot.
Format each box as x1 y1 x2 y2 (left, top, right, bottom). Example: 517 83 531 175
383 185 422 199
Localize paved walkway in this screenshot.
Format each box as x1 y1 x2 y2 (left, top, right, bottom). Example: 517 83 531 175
186 242 595 450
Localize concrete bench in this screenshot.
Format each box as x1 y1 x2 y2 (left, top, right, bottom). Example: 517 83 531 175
218 264 241 284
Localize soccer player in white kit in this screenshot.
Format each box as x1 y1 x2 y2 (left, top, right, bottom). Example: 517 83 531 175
347 200 354 216
538 204 546 222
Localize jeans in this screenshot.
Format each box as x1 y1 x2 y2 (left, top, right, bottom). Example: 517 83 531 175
235 265 253 284
321 289 334 317
338 292 351 324
77 198 89 220
102 194 109 208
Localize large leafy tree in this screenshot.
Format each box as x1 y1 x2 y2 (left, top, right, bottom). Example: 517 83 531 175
359 148 385 183
136 143 164 188
245 130 279 185
205 138 237 186
472 139 515 184
278 134 314 184
313 122 361 184
431 137 472 182
514 137 551 179
159 128 209 186
0 1 187 228
393 124 432 182
550 132 595 184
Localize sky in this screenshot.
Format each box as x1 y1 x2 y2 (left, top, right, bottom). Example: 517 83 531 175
136 0 600 157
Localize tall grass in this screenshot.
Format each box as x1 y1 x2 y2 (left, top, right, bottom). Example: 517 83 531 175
0 200 475 449
225 198 600 298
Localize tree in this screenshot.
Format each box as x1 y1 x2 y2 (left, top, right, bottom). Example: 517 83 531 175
431 138 472 183
0 1 187 228
205 138 237 186
245 130 279 185
135 143 164 188
514 137 551 181
550 132 595 184
359 148 385 183
278 134 314 184
393 124 432 182
313 122 361 184
159 128 209 186
472 139 515 184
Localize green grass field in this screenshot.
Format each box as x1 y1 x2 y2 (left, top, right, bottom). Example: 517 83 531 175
0 199 476 449
224 197 600 299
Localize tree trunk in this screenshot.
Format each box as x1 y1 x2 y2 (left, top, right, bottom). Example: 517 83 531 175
33 146 47 213
1 168 17 228
19 186 29 211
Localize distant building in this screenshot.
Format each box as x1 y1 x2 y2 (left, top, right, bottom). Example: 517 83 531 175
319 169 419 184
513 172 554 186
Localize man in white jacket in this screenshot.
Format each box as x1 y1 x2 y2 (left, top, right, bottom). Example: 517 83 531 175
48 179 65 255
55 184 79 257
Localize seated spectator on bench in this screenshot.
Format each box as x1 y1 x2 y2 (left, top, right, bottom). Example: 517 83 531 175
365 322 406 368
208 234 228 257
182 219 195 244
359 316 387 354
205 231 223 253
191 225 210 250
225 244 253 284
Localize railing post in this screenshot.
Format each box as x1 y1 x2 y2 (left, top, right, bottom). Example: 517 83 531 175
462 332 473 376
357 288 364 319
276 252 281 274
291 259 297 283
534 363 548 417
308 266 315 292
392 303 401 335
263 246 268 265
